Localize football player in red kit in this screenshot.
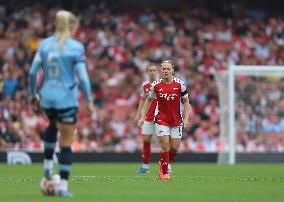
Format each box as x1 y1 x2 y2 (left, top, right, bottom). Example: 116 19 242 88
138 60 190 180
135 64 160 173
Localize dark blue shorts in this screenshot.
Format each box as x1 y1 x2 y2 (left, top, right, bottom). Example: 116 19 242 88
44 107 78 124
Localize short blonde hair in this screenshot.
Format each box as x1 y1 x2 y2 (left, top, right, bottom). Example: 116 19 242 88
55 10 78 48
161 60 174 68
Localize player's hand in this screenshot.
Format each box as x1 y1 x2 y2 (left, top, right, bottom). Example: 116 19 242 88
30 96 41 113
134 114 140 124
183 119 189 130
86 102 95 116
138 118 144 129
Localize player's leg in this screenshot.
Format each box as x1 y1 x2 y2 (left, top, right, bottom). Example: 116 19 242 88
137 121 154 173
168 125 183 172
55 108 77 197
43 109 58 178
136 135 152 173
156 124 171 179
169 138 180 163
56 122 75 197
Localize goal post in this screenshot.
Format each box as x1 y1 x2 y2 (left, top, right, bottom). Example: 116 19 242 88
216 65 284 164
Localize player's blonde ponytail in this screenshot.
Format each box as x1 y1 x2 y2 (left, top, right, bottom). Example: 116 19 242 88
55 10 77 48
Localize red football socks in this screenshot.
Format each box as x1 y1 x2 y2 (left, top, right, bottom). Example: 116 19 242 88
160 151 169 174
142 142 151 164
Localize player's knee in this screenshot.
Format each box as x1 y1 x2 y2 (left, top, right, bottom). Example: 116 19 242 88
59 136 73 147
170 147 179 153
59 133 74 147
170 142 180 153
143 136 152 142
160 142 170 151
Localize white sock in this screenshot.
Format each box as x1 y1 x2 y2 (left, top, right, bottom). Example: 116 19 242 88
60 179 68 192
168 164 172 169
44 159 53 170
142 164 149 169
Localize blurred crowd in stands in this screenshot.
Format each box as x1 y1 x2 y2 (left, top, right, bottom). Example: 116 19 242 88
0 1 283 152
235 77 284 152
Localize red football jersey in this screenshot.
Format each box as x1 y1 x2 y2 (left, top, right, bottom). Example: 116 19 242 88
149 77 188 127
141 80 157 122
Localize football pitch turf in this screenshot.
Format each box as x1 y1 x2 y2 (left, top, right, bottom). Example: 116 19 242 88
0 163 283 202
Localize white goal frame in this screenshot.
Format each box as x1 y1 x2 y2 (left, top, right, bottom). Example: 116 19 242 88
228 65 284 164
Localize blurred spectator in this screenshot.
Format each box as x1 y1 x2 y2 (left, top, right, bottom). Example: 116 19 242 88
235 77 284 152
3 70 18 99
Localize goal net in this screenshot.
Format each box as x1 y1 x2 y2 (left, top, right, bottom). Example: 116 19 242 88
216 65 284 164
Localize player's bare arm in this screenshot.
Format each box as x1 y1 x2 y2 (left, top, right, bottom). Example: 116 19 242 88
138 97 154 129
182 96 190 130
86 102 95 116
29 95 41 113
135 97 146 124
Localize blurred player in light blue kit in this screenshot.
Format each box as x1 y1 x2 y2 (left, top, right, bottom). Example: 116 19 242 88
29 10 94 197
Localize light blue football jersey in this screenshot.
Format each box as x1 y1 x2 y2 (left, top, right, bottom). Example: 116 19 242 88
29 36 92 109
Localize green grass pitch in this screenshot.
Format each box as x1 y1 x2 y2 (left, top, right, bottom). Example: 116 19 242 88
0 163 283 202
